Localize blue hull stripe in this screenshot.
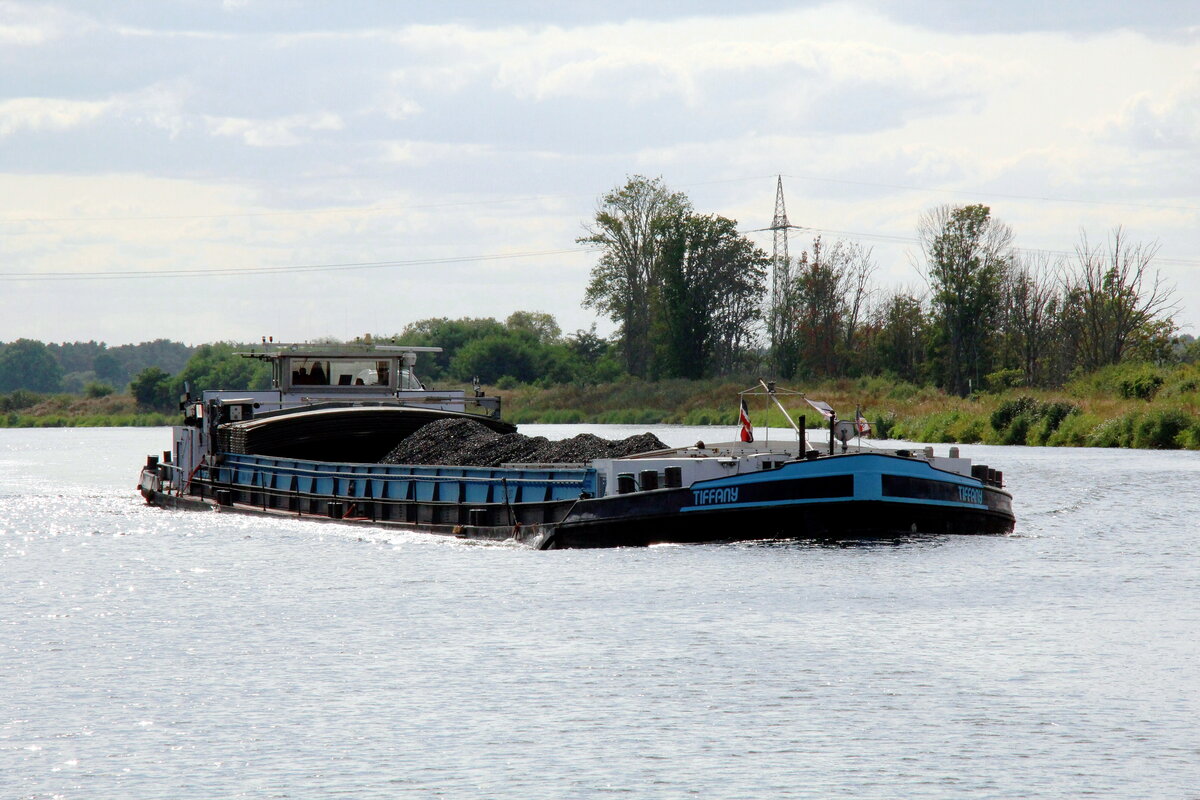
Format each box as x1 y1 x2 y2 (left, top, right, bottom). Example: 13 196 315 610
682 495 987 513
680 454 998 514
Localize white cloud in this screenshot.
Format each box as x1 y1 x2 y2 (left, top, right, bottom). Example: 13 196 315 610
381 140 496 165
0 21 44 43
1104 70 1200 150
203 111 344 147
0 97 111 137
383 9 991 113
0 1 84 45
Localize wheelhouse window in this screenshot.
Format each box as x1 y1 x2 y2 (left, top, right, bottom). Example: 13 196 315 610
398 368 423 390
289 359 392 388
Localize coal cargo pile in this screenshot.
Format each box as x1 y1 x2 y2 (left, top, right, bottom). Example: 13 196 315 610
380 418 667 467
380 418 495 465
546 432 668 461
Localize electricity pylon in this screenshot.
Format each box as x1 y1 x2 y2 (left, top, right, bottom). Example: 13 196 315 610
768 175 800 356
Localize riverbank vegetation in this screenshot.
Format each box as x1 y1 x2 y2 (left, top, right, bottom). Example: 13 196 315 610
495 361 1200 450
4 360 1197 450
0 391 174 428
2 176 1195 448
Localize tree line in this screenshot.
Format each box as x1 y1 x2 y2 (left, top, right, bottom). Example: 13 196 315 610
0 318 626 413
0 338 193 396
121 314 628 412
582 176 1189 395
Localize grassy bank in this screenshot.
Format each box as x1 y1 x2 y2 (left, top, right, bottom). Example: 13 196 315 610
0 393 176 428
495 362 1200 450
3 362 1198 449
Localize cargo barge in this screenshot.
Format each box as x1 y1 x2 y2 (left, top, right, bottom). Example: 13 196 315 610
137 344 1015 548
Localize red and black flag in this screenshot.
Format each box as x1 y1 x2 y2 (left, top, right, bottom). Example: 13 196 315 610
856 406 871 436
739 397 754 443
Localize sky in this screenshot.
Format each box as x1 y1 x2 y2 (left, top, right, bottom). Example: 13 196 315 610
2 0 1198 346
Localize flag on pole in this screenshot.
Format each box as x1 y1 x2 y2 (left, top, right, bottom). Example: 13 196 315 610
739 397 754 443
856 406 871 436
805 397 835 420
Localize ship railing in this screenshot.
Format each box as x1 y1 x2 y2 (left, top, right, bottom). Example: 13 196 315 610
214 455 591 485
190 452 594 523
198 453 597 505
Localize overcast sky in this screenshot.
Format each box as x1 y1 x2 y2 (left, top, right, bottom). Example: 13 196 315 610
2 0 1198 346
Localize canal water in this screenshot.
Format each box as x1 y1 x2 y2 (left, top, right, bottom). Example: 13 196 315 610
2 426 1197 799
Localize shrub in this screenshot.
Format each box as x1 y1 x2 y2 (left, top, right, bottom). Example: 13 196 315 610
989 396 1079 444
1045 412 1103 447
84 381 114 398
130 367 176 412
990 396 1039 431
1041 401 1079 430
1118 370 1164 401
949 414 987 443
538 408 585 424
872 411 898 439
996 413 1032 445
1131 408 1192 449
985 368 1024 392
900 411 981 443
0 389 43 412
1175 420 1200 450
1088 415 1136 448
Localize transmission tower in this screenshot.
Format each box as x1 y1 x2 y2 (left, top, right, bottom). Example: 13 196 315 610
768 175 799 352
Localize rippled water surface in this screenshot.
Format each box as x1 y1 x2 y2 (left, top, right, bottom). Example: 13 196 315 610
3 426 1198 799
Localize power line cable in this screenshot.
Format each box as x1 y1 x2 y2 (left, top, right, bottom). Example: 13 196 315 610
762 225 1200 266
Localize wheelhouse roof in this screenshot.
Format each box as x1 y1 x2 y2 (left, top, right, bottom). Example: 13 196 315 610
236 343 443 360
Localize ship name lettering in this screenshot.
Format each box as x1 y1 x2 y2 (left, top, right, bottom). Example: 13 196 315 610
958 485 984 505
692 487 739 506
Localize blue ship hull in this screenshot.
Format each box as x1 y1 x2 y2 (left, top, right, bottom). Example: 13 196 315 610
141 451 1014 549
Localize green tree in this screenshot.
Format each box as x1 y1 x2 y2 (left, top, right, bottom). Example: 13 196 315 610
565 326 624 384
1001 252 1061 387
0 339 64 393
1066 227 1177 370
46 340 103 375
85 381 114 398
397 317 507 381
174 343 270 396
111 339 194 384
450 332 540 384
130 366 176 412
919 204 1013 396
655 212 767 378
773 237 876 379
93 352 124 388
870 292 929 383
580 175 691 378
505 311 561 343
